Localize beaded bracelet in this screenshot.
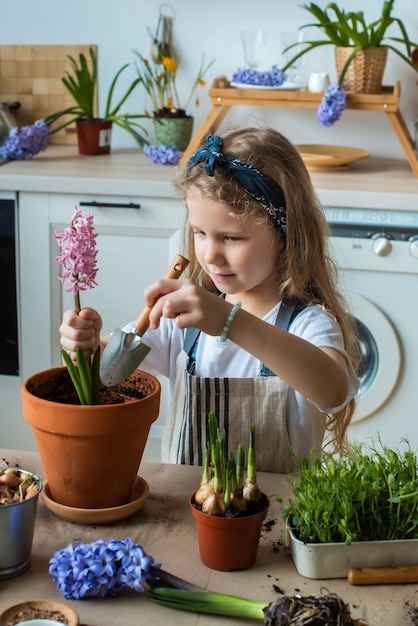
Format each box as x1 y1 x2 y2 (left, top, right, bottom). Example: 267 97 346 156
220 302 242 342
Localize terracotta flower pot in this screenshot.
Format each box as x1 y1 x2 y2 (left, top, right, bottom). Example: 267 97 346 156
189 493 268 571
21 366 160 509
76 119 112 155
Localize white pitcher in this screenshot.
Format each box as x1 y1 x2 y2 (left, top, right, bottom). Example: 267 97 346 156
308 72 330 93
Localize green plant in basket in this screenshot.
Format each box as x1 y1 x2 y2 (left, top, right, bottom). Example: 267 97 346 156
285 1 418 83
280 439 418 544
283 1 418 126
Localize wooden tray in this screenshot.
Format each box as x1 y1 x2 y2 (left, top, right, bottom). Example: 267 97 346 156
296 144 370 170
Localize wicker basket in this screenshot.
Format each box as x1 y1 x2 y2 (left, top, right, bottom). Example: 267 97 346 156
334 47 388 94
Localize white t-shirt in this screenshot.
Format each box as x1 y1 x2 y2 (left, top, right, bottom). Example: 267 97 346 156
123 303 359 460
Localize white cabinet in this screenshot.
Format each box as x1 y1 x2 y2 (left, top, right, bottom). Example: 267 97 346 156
16 190 184 455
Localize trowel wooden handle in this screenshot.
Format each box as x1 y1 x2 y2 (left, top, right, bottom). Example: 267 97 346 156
133 254 189 334
348 565 418 585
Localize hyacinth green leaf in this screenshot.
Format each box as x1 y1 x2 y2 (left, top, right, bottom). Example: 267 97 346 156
60 348 87 405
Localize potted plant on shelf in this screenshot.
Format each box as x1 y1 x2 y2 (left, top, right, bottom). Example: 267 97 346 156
134 14 214 159
283 0 418 126
189 412 269 571
45 47 148 155
0 466 42 580
21 207 161 515
279 440 418 579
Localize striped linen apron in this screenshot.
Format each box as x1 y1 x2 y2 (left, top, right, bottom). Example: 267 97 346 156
161 301 304 473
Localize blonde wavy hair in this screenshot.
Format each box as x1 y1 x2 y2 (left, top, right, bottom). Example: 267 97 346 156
174 126 358 453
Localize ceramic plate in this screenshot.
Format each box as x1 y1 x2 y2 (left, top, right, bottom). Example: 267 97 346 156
42 476 149 524
0 599 79 626
230 81 305 90
296 144 370 170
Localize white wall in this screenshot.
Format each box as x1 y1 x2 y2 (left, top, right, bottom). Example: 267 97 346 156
0 0 417 158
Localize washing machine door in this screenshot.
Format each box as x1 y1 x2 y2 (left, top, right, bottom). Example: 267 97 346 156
348 293 401 423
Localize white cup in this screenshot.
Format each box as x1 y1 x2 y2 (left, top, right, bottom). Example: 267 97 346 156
308 71 330 93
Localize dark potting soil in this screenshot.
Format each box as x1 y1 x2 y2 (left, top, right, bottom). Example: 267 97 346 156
154 107 190 119
26 368 152 405
5 607 70 626
193 492 269 518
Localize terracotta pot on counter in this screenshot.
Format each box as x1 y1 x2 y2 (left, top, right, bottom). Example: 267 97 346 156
189 492 269 571
76 119 112 155
21 366 160 510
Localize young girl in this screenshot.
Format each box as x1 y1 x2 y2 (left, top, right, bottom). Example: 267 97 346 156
60 127 359 473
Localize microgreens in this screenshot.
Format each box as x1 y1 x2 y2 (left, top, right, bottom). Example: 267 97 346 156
55 206 101 404
280 439 418 544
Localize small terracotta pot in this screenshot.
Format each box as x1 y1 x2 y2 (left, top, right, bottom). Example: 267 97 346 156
76 119 112 155
21 367 160 509
189 493 268 571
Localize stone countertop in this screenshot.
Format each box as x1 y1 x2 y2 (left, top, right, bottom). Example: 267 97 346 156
1 145 418 210
1 449 417 626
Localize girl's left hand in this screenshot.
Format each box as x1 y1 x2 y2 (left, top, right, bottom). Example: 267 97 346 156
144 278 232 337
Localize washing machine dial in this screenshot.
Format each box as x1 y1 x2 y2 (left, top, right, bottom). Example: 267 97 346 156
408 235 418 259
371 233 392 257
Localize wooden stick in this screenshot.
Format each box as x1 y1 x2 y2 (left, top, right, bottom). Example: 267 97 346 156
348 565 418 585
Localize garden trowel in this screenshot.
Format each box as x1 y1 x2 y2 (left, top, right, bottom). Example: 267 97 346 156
100 254 189 386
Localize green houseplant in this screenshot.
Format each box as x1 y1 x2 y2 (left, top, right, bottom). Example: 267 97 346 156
134 15 214 152
46 47 148 154
285 1 418 90
282 1 418 126
279 440 418 578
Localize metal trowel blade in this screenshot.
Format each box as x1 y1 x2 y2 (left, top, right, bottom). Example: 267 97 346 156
99 327 151 387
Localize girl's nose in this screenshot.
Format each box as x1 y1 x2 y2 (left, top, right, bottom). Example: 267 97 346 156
204 239 224 265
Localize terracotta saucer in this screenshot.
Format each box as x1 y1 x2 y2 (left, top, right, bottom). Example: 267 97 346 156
0 598 79 626
41 476 149 524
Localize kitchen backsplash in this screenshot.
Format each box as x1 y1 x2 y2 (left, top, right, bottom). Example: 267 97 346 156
0 44 97 144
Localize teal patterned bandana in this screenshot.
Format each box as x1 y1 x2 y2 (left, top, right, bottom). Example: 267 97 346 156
187 134 287 242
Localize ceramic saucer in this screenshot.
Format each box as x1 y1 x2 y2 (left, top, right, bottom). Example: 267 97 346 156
0 599 79 626
42 476 149 524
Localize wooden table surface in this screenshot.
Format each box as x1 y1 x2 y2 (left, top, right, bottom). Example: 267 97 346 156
1 449 417 626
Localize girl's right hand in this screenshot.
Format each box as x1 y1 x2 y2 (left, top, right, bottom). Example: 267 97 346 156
59 307 103 361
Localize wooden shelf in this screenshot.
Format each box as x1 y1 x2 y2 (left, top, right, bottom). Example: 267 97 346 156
181 80 418 177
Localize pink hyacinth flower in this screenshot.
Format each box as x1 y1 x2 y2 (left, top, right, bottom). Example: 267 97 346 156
55 206 98 309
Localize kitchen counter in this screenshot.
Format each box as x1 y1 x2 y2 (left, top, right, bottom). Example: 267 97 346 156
1 144 418 210
1 448 417 626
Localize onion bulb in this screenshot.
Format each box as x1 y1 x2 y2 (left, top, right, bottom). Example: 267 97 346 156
202 492 227 517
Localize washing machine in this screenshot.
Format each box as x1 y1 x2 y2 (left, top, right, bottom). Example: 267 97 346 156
325 206 418 452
